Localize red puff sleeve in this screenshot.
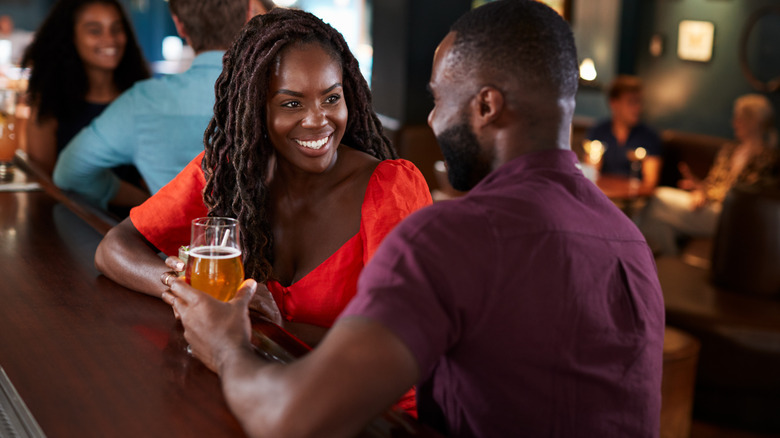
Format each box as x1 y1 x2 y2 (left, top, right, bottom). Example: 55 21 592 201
360 159 432 264
359 159 431 418
129 152 209 256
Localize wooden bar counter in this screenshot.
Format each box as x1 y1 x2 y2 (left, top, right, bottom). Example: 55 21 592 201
0 157 440 438
0 163 247 436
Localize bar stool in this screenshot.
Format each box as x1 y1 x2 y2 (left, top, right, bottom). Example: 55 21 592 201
661 326 701 438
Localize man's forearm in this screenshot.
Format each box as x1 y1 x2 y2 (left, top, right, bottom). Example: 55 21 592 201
218 346 294 437
53 128 124 208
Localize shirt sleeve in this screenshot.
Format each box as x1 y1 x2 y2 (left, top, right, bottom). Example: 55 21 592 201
129 152 209 256
360 159 432 264
52 89 139 208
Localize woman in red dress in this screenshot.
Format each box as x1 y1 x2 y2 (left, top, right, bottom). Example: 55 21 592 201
94 9 431 412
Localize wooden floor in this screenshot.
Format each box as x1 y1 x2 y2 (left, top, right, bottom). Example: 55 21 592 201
692 421 780 438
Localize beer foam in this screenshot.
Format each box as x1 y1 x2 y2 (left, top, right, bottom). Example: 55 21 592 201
188 245 242 259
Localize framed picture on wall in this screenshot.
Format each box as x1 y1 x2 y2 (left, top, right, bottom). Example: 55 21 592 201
678 20 715 62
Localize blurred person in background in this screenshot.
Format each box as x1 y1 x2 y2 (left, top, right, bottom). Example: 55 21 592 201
21 0 149 184
52 0 248 211
638 93 778 256
0 14 34 65
586 75 662 189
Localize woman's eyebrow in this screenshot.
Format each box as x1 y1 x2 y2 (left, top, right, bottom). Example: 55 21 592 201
274 83 342 97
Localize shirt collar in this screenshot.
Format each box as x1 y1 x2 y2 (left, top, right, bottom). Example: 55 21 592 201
473 149 580 191
189 50 225 68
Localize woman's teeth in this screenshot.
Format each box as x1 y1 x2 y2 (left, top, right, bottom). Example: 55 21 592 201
99 48 118 56
295 136 329 150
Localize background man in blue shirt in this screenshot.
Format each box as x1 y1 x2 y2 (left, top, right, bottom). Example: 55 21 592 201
586 75 663 190
53 0 251 210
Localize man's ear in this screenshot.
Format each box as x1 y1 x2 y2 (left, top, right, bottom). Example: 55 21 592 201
470 86 504 129
171 14 190 43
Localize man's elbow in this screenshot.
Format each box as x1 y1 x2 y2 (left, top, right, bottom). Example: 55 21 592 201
53 160 115 208
52 163 76 191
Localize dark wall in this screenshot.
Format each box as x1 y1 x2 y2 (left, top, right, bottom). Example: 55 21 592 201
124 0 177 63
634 0 780 138
0 0 53 31
371 0 472 125
572 0 780 139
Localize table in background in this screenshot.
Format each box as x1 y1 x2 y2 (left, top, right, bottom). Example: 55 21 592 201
596 174 654 216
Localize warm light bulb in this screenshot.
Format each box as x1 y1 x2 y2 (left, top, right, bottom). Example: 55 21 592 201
584 140 605 164
579 58 597 81
635 147 647 160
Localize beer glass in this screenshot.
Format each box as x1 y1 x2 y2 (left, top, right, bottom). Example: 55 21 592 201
0 87 18 181
185 217 244 302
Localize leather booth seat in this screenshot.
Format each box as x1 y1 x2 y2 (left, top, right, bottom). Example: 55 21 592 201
711 182 780 297
658 130 726 188
656 181 780 433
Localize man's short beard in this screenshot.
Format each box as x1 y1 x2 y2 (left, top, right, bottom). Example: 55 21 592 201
436 121 492 191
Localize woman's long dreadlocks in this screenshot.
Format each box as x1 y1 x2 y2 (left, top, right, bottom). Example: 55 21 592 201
202 8 396 283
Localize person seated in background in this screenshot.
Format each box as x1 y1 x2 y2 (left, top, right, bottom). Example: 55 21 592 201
96 8 431 413
0 15 34 65
21 0 149 188
52 0 248 211
161 2 665 437
586 75 662 189
637 93 778 256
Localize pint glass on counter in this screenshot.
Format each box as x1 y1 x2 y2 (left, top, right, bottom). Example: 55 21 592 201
0 87 18 181
185 217 245 302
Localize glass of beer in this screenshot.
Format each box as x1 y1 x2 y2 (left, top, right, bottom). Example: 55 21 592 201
0 87 18 181
185 217 244 302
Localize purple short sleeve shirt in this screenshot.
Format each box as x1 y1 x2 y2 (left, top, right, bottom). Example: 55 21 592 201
341 149 665 438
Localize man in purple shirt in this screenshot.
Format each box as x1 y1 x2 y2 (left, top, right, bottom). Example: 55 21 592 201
162 1 665 437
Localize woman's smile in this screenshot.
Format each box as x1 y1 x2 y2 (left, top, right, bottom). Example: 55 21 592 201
294 135 330 150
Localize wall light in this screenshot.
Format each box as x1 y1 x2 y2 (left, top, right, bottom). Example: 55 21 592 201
579 58 597 81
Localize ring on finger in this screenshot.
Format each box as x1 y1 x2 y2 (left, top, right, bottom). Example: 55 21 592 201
160 271 177 287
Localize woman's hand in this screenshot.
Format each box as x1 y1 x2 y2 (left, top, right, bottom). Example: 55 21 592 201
677 162 701 191
248 282 283 326
164 255 186 275
160 256 187 318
